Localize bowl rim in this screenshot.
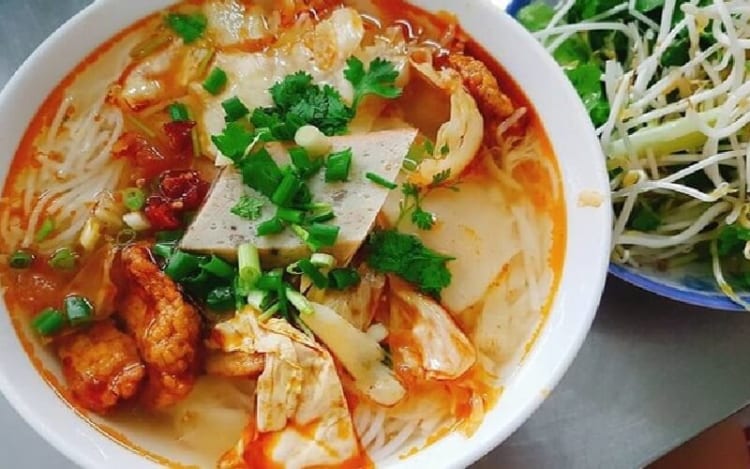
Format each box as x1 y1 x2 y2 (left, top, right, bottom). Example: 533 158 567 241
0 0 612 468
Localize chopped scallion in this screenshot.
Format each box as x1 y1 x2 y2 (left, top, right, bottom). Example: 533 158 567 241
64 295 93 326
48 248 76 270
310 253 335 269
286 288 315 315
203 67 228 95
246 289 269 310
238 243 261 288
168 102 190 122
257 217 285 236
165 12 207 44
8 250 33 269
32 308 65 336
329 268 361 290
256 269 283 292
35 217 55 243
325 148 353 182
365 172 397 189
271 173 302 207
156 230 184 243
307 223 340 249
289 147 323 179
207 286 235 311
276 207 305 225
200 255 235 279
222 96 250 122
164 250 202 281
297 259 328 289
123 187 146 211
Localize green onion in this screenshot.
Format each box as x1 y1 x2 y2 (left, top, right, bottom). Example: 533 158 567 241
258 302 280 322
164 250 202 281
257 217 285 236
402 158 418 172
256 269 283 292
286 288 315 315
8 250 34 269
200 255 235 279
297 259 328 289
207 286 235 311
365 172 398 189
165 12 207 44
222 96 250 122
325 148 353 182
276 207 305 225
247 289 269 310
156 230 184 243
129 29 172 60
153 243 174 259
35 217 55 243
310 253 335 269
307 223 340 248
329 268 361 290
122 188 146 211
48 248 76 270
307 203 335 223
289 147 323 179
64 295 93 326
271 172 302 207
32 308 65 336
168 102 190 122
203 67 228 95
238 243 261 288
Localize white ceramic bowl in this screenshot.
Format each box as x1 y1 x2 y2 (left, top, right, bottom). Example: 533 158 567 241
0 1 611 467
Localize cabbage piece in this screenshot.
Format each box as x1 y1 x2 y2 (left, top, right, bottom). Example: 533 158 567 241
389 277 476 380
301 302 406 406
408 61 483 185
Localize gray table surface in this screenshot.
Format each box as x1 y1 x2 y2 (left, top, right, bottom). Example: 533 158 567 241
3 1 750 468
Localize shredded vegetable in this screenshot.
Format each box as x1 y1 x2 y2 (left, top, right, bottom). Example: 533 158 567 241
521 0 750 307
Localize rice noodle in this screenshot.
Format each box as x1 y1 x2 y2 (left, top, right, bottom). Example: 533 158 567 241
6 89 125 253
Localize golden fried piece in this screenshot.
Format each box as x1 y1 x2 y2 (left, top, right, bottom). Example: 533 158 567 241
205 350 264 378
447 54 515 121
120 243 201 409
57 320 145 414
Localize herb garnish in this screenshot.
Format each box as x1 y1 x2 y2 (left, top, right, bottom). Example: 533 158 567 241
231 195 265 221
165 12 207 44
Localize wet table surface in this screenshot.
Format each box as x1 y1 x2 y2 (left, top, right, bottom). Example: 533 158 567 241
2 1 750 468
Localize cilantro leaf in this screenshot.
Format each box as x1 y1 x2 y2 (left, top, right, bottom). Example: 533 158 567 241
231 195 264 220
345 57 402 110
254 72 353 139
411 208 435 230
211 122 254 160
366 230 453 297
718 224 750 257
165 13 207 44
565 62 610 127
517 2 555 31
235 148 283 199
431 169 452 187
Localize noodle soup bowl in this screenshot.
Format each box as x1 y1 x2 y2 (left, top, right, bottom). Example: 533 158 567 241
0 0 610 467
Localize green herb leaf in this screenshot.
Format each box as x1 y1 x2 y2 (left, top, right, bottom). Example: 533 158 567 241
231 195 264 220
411 207 436 230
344 57 402 110
366 230 453 297
325 148 353 182
207 286 235 311
168 102 190 122
203 67 228 95
211 121 254 160
718 224 750 257
328 267 361 290
165 12 207 44
517 2 555 31
237 148 283 199
222 96 250 122
565 62 610 127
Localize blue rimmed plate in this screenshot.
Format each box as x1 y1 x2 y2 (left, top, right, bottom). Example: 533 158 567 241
506 0 746 311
